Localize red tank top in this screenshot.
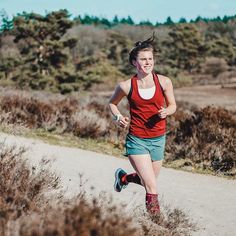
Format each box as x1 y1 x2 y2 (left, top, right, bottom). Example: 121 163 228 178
127 73 166 138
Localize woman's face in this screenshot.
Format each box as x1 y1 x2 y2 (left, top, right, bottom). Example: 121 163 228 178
133 50 154 75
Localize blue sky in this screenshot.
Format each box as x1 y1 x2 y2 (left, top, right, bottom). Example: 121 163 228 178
1 0 236 23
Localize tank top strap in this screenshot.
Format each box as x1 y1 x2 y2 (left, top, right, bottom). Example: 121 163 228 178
127 74 137 99
153 73 165 96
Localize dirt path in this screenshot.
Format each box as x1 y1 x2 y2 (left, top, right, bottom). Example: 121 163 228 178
99 85 236 111
175 85 236 111
1 133 236 236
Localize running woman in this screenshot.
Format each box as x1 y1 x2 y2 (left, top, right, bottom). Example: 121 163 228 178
109 35 176 215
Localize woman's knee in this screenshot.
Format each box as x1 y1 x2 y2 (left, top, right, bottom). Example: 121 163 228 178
142 178 157 193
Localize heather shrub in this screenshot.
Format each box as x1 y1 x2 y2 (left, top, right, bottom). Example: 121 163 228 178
202 57 228 78
0 143 60 235
0 90 112 138
0 89 128 142
166 106 236 174
85 94 129 144
17 198 137 236
137 205 195 236
0 92 78 131
16 199 195 236
72 109 108 138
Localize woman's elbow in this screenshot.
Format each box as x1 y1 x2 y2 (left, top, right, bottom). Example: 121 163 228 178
172 103 177 114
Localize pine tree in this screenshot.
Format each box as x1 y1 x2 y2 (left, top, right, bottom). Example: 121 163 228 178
165 16 174 25
11 10 78 92
126 16 134 25
179 17 187 23
0 9 13 32
112 15 119 25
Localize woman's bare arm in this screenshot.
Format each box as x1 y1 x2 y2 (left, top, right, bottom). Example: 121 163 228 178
108 83 126 117
108 82 130 128
158 75 177 118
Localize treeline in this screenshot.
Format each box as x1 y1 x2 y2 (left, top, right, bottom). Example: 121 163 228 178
0 9 236 93
1 9 236 31
75 14 236 27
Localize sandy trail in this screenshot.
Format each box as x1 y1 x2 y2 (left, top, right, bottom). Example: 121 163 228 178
174 85 236 111
1 133 235 236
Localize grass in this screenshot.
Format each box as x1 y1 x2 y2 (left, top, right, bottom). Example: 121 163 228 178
0 124 124 158
164 159 236 179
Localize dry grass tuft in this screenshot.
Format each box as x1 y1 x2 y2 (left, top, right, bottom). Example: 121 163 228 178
136 203 196 236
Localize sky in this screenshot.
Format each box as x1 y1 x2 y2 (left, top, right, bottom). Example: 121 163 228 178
1 0 236 23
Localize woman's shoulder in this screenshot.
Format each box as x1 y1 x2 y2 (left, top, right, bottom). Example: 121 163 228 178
119 78 132 96
156 74 172 90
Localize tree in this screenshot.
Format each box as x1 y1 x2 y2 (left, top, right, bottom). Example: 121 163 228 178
100 17 111 27
139 20 153 26
81 14 93 24
179 17 187 23
13 10 74 69
164 24 206 72
155 21 161 27
206 37 236 65
11 10 79 92
107 32 133 75
164 16 174 25
0 9 13 32
126 16 134 25
112 15 119 25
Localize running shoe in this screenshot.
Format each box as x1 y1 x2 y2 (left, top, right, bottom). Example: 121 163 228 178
114 168 128 192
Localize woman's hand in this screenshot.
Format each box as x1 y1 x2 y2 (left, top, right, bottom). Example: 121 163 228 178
118 116 130 128
158 106 168 119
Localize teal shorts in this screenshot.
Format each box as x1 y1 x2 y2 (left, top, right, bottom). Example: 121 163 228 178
124 134 166 161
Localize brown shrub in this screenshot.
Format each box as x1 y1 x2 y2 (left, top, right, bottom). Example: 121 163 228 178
17 198 137 236
72 109 108 138
0 35 20 59
137 205 195 236
201 57 228 78
0 143 60 235
0 92 78 132
166 106 236 174
17 199 195 236
0 90 113 139
84 94 129 143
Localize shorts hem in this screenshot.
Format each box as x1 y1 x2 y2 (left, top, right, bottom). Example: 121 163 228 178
123 150 149 157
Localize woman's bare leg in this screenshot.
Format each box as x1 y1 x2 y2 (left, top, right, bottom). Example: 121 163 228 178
152 160 163 178
128 154 157 194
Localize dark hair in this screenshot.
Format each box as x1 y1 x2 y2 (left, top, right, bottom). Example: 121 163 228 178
129 34 156 66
